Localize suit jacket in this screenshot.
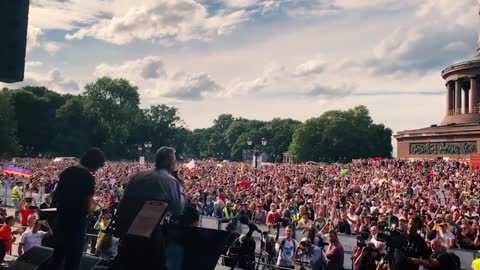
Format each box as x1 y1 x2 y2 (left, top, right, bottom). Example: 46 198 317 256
114 169 185 237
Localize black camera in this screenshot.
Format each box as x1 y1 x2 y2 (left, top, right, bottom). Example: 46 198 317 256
273 217 288 228
376 228 406 250
378 220 387 231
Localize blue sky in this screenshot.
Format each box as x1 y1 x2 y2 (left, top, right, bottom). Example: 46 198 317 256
2 0 480 136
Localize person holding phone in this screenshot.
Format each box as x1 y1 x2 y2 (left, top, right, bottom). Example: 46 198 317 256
20 197 37 228
18 220 53 256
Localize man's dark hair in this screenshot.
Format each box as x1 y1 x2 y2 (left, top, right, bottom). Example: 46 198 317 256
5 216 14 224
80 147 105 171
155 147 176 170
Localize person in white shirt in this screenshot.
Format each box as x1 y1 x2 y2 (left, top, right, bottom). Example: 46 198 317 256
18 220 53 256
437 223 455 248
347 205 359 233
366 226 386 255
276 225 298 269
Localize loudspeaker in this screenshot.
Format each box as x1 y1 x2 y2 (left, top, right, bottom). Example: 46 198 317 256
8 246 51 270
8 246 103 270
0 0 30 83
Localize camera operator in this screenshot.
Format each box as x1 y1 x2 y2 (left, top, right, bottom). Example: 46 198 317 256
260 231 277 266
353 241 380 270
326 230 344 270
297 237 326 270
366 226 386 255
227 223 258 270
407 239 457 270
223 222 240 267
397 217 408 233
395 216 431 270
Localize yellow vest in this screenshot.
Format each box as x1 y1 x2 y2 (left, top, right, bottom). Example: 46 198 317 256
472 258 480 270
95 222 107 249
11 186 20 200
223 207 233 219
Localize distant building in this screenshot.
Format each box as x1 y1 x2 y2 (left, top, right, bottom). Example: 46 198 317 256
395 31 480 159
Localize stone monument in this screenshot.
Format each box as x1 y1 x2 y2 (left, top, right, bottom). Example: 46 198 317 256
395 12 480 159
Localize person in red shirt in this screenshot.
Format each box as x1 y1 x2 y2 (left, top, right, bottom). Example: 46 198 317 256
266 203 281 227
20 198 37 228
0 216 17 254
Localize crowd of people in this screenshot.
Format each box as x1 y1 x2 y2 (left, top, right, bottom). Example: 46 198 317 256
0 155 480 269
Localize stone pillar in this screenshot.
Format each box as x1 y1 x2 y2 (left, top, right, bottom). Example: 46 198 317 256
471 77 478 113
455 80 462 114
464 88 470 114
446 82 452 115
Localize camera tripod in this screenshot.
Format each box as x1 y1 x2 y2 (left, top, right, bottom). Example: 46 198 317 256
255 238 275 270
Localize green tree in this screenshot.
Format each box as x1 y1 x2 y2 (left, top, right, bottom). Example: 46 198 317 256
52 96 99 157
188 128 212 159
83 77 141 157
0 90 20 156
207 114 235 160
289 105 392 162
8 87 65 156
260 118 301 162
142 104 186 157
225 118 266 161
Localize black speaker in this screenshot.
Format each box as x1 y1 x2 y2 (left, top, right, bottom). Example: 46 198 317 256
8 246 103 270
0 0 30 83
8 246 51 270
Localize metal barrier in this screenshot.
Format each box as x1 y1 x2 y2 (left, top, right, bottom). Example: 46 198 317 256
0 187 45 208
199 216 479 270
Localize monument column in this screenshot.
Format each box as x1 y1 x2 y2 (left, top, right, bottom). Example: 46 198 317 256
446 81 452 115
464 88 470 114
470 77 478 113
455 79 462 114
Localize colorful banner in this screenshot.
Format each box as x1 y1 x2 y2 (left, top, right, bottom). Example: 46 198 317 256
340 168 348 175
2 165 32 177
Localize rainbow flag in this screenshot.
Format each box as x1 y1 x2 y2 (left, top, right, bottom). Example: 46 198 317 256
2 165 32 177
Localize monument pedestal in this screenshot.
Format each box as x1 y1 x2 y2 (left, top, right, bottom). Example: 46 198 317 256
395 46 480 159
395 123 480 159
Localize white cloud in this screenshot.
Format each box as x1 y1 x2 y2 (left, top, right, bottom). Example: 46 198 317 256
223 63 286 97
294 59 325 76
416 0 479 27
95 56 221 101
25 61 43 69
161 72 221 100
0 68 80 94
29 0 109 30
223 0 257 8
95 56 166 80
302 83 352 98
349 18 477 77
43 42 65 55
26 26 43 52
66 0 249 45
46 69 80 91
331 0 409 9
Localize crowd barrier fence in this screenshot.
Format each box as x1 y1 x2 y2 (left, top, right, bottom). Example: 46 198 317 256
199 215 479 270
0 187 45 208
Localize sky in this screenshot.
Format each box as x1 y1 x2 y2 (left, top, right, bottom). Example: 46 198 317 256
2 0 480 137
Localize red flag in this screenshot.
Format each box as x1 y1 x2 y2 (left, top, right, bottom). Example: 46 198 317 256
239 181 251 189
188 168 196 176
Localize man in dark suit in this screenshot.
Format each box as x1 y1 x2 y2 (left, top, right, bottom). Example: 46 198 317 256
110 146 185 270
